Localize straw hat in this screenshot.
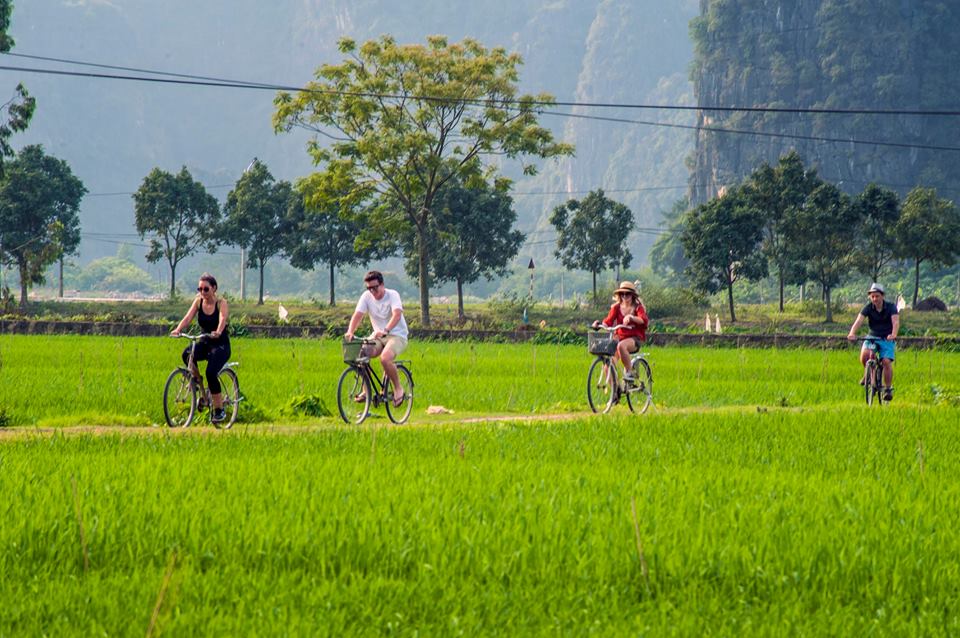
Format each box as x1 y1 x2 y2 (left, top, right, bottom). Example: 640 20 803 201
612 281 639 299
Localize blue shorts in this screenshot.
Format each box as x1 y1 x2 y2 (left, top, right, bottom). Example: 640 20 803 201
863 339 895 361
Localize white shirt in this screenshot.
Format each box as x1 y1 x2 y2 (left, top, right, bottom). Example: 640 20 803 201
354 288 408 339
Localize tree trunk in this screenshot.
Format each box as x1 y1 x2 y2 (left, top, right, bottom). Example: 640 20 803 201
418 231 431 327
258 259 265 305
591 270 597 304
824 285 833 323
778 270 784 312
328 260 336 306
59 256 65 298
169 262 177 299
17 257 28 310
727 270 737 323
456 277 464 321
913 259 921 307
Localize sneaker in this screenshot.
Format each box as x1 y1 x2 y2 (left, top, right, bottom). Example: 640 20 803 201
883 388 894 402
858 378 866 386
211 408 226 423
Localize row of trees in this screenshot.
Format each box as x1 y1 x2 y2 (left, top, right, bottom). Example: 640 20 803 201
132 160 527 314
668 152 960 322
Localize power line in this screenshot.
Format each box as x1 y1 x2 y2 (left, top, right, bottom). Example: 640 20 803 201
5 52 960 117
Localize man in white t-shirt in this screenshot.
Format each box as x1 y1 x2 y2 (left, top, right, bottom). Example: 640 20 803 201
345 270 409 406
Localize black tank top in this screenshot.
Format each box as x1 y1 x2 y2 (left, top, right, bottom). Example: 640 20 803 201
198 300 228 343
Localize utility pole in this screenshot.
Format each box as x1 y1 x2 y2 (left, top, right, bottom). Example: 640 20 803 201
240 247 246 302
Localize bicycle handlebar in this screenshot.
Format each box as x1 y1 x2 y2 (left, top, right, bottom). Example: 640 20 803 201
170 332 212 341
590 324 628 332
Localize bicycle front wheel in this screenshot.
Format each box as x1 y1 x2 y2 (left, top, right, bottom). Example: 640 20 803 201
338 366 371 424
163 368 197 427
587 358 617 414
215 368 240 429
626 358 653 414
385 365 415 424
865 360 879 406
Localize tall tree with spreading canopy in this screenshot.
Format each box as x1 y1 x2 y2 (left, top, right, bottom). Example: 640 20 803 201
680 186 767 323
649 197 690 282
785 182 861 322
221 159 291 305
742 151 818 311
273 35 572 326
404 177 524 320
550 189 634 303
0 0 35 174
133 167 220 298
852 183 900 283
283 188 385 306
0 145 85 308
895 186 960 307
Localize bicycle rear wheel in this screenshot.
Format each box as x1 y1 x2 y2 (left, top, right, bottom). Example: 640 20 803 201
626 358 653 414
385 365 414 424
587 357 617 414
163 368 197 427
215 368 240 429
338 366 371 424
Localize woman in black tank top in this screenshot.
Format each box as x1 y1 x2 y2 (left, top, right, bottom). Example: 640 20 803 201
171 273 231 422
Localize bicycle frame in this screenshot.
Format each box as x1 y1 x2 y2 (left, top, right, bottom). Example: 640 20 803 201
860 336 888 406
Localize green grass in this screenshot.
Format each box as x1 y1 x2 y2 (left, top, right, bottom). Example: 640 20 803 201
2 336 960 635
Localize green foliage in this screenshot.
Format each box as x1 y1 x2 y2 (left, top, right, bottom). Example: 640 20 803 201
852 183 901 281
896 187 960 306
71 255 158 294
221 160 291 305
133 166 220 298
0 145 86 307
530 327 580 346
930 384 960 406
649 197 690 281
550 189 634 302
281 394 333 418
0 406 10 427
681 185 767 322
273 34 573 326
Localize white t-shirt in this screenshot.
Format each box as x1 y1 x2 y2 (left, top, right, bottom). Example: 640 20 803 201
354 288 409 339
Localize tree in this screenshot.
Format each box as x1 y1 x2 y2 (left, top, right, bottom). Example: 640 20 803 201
221 160 290 304
852 183 900 283
895 187 960 307
742 152 818 312
550 189 634 303
786 183 860 323
273 35 572 326
649 197 690 282
1 0 35 174
0 145 85 308
405 177 524 320
133 167 220 298
681 186 766 322
283 188 385 306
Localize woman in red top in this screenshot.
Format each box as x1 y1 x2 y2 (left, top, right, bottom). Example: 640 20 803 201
591 281 648 379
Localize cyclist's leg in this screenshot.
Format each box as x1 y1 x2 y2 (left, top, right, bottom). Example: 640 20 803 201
182 345 202 383
206 344 231 409
859 344 872 384
617 338 639 376
381 336 408 404
878 341 895 392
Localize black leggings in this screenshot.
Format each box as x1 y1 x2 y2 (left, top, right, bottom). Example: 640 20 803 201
182 341 231 394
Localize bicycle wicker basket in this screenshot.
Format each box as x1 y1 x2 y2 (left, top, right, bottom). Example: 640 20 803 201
342 340 365 363
587 331 617 356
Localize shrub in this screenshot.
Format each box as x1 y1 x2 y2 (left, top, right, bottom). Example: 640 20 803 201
281 394 332 418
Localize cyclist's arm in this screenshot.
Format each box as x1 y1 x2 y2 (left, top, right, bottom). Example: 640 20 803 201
847 313 865 340
599 303 618 327
212 298 229 338
377 308 403 337
171 298 200 335
345 311 365 340
888 314 899 340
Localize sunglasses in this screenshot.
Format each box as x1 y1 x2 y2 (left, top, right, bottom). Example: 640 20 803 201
197 286 211 292
366 283 381 291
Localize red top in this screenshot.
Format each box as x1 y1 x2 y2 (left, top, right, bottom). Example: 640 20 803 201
602 303 648 342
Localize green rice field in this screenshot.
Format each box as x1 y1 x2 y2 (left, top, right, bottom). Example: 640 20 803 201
2 334 960 635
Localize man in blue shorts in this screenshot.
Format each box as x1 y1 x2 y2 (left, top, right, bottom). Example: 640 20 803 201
847 283 900 401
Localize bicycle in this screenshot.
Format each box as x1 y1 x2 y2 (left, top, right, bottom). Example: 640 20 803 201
163 333 241 428
337 338 414 425
586 325 653 414
860 336 890 406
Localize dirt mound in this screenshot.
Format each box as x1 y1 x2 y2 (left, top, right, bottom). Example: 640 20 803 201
914 296 948 312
